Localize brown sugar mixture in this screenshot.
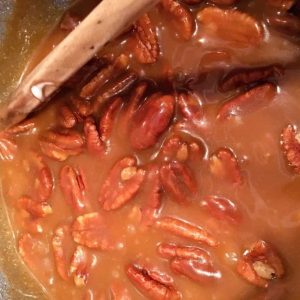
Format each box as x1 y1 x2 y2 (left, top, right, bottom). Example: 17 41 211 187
2 0 300 299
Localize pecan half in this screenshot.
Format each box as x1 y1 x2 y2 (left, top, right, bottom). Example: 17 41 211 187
7 119 36 135
0 134 17 161
99 97 122 143
126 263 181 300
60 165 87 211
219 65 284 92
134 13 159 64
18 196 52 218
160 136 203 163
281 124 300 173
155 217 218 246
201 195 241 224
59 105 77 129
84 117 104 156
80 55 129 99
171 257 221 282
162 0 194 40
237 240 284 288
197 7 263 47
130 94 175 150
141 164 162 226
72 212 116 249
158 243 211 262
70 246 91 287
160 161 196 203
266 0 295 10
217 83 277 120
210 148 243 185
99 157 145 211
52 226 70 280
40 129 84 161
32 154 54 201
178 93 203 125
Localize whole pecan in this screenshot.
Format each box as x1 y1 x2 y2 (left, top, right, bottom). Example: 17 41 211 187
70 246 91 287
130 94 175 150
170 257 221 283
160 161 197 203
217 83 277 120
219 65 284 92
99 97 122 143
162 0 195 40
126 263 181 300
52 226 70 280
60 165 88 211
155 217 218 246
281 124 300 174
201 195 241 224
99 157 145 211
197 7 263 47
18 196 52 218
84 117 104 156
237 240 284 288
210 148 243 185
80 55 129 99
134 14 159 64
72 212 117 249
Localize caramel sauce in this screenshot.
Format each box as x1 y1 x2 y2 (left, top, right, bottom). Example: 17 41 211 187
1 1 300 299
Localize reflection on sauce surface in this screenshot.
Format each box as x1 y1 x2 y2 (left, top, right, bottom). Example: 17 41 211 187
1 0 300 299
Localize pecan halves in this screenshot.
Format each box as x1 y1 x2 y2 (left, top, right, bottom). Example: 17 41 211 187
155 217 218 246
18 196 53 218
197 7 263 47
52 226 70 280
266 0 295 10
6 119 36 135
141 164 162 226
80 55 129 99
170 257 221 283
219 65 284 92
60 165 88 211
126 263 181 300
162 0 194 40
0 134 17 161
160 161 197 204
210 148 243 185
281 124 300 174
134 13 159 64
157 243 211 262
98 157 145 211
237 240 284 288
70 246 91 287
84 117 104 156
217 83 277 120
59 105 77 128
72 212 116 249
130 94 175 150
99 97 122 143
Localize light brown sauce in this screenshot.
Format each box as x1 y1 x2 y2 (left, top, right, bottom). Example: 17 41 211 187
1 1 300 299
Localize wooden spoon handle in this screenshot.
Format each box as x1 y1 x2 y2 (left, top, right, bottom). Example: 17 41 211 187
0 0 157 131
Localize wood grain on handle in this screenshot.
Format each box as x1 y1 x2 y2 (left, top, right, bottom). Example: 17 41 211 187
0 0 157 131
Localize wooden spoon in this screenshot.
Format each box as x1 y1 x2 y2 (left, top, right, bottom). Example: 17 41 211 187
0 0 158 131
